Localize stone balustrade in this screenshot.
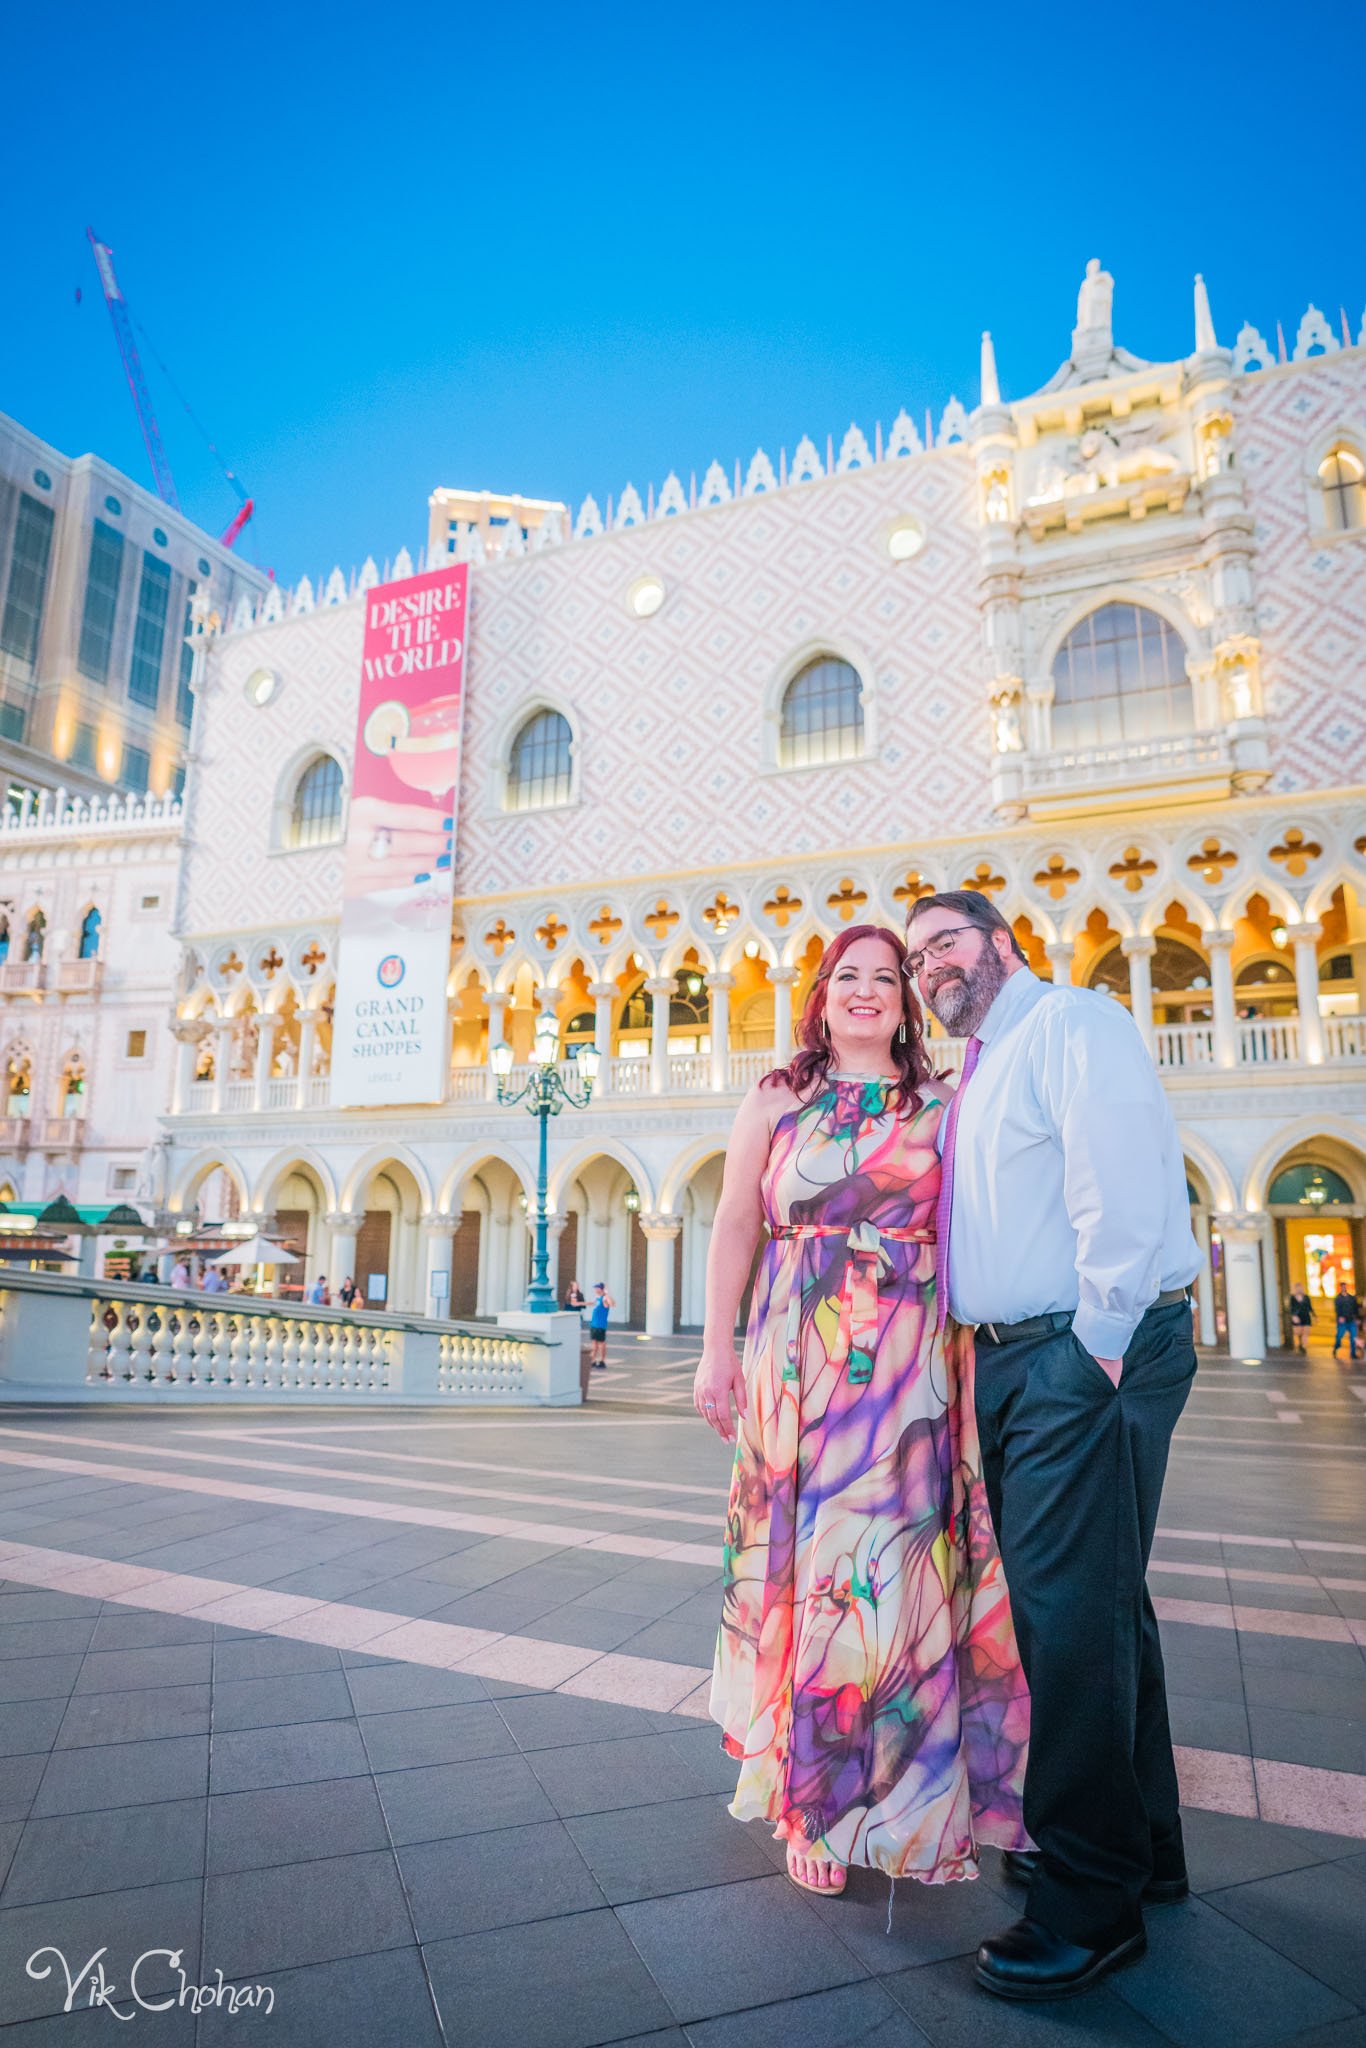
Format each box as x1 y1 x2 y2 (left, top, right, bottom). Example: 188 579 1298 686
0 1270 580 1407
168 1013 1365 1126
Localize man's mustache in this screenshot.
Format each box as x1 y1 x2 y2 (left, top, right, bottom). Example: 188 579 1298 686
928 968 966 995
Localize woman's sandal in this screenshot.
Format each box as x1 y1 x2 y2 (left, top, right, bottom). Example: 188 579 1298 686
786 1842 847 1896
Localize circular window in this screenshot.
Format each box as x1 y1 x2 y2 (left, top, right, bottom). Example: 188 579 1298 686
245 668 279 708
886 518 925 562
626 574 666 619
32 469 52 492
104 494 122 516
152 528 168 548
197 557 211 578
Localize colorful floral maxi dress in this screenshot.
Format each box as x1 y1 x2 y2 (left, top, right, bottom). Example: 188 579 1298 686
710 1075 1030 1881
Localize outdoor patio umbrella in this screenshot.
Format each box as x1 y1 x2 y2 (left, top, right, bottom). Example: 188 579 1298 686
204 1236 303 1266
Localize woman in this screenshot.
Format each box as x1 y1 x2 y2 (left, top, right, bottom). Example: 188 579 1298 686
1287 1283 1313 1354
694 925 1028 1896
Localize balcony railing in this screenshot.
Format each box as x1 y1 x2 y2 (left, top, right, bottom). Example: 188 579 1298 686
0 1115 30 1147
52 958 102 995
1020 731 1229 796
0 961 43 994
169 1012 1366 1122
37 1116 85 1149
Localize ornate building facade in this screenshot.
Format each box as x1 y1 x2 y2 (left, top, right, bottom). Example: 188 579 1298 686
112 262 1366 1358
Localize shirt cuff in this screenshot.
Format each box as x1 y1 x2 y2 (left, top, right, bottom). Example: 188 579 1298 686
1072 1304 1137 1361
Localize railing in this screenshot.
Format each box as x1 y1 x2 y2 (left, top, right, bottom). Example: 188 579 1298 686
610 1057 651 1095
1154 1024 1217 1069
0 1269 577 1406
37 1116 85 1149
438 1326 532 1399
52 958 102 995
1325 1016 1366 1060
449 1066 489 1100
0 1115 30 1147
1237 1017 1300 1064
170 1014 1366 1127
0 961 43 993
1020 730 1228 794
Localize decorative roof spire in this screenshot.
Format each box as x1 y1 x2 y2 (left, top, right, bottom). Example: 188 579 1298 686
980 331 1000 406
1193 273 1218 353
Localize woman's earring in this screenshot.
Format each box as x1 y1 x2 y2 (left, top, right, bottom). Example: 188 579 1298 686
822 1017 831 1040
898 1021 907 1044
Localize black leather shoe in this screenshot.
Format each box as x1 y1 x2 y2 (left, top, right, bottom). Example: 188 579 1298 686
1002 1848 1189 1905
974 1916 1146 2001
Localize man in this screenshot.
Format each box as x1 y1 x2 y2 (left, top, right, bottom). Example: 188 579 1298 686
201 1262 227 1295
170 1256 191 1291
307 1275 329 1307
906 889 1199 2001
1332 1283 1360 1361
588 1281 614 1370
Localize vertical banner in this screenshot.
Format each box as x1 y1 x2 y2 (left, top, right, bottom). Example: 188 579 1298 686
331 562 469 1107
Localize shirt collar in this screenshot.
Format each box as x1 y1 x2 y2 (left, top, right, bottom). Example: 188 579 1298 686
976 965 1047 1046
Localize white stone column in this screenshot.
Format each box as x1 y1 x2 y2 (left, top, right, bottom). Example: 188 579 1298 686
1045 938 1074 987
1218 1212 1267 1361
486 990 509 1102
770 966 798 1062
325 1210 360 1292
1192 1209 1217 1347
645 977 674 1094
421 1215 460 1318
252 1015 279 1112
1287 922 1325 1065
1208 931 1237 1069
1122 936 1156 1055
171 1023 201 1116
296 1014 318 1108
640 1213 682 1336
210 1020 234 1114
589 981 616 1097
706 973 734 1091
1260 1214 1282 1349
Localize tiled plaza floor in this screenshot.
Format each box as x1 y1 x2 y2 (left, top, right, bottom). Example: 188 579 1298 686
0 1335 1365 2044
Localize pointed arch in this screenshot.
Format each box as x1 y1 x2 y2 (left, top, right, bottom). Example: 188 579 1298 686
341 1143 435 1216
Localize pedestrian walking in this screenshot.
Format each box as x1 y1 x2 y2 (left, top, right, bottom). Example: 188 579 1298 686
1287 1284 1313 1353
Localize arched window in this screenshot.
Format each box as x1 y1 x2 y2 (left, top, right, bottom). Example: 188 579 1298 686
1267 1163 1354 1207
24 910 45 962
0 918 9 966
78 908 102 960
288 756 344 850
779 657 864 769
1088 937 1210 1021
60 1053 86 1115
6 1048 31 1114
506 710 572 811
1318 446 1366 532
1051 603 1192 749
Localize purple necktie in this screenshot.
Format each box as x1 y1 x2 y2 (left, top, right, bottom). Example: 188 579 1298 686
935 1036 981 1332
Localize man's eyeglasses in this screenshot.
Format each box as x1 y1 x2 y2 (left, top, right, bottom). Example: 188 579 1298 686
905 924 983 977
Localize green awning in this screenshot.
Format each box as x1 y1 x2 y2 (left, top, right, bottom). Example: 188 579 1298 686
0 1201 153 1229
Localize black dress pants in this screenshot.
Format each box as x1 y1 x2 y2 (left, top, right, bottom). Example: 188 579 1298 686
974 1298 1197 1944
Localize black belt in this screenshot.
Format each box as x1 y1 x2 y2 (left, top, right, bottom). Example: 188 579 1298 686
974 1288 1190 1348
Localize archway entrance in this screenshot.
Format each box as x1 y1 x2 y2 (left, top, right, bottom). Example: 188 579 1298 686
1266 1148 1364 1354
353 1160 424 1311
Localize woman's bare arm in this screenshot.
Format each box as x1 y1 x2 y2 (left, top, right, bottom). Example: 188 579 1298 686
693 1079 790 1441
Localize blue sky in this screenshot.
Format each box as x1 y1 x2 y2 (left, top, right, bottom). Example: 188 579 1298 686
5 0 1363 582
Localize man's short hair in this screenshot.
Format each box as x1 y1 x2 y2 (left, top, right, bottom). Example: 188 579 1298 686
905 889 1027 963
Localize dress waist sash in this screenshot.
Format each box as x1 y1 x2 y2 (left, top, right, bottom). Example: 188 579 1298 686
770 1220 934 1383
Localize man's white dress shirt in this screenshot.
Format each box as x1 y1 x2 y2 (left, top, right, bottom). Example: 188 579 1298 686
943 968 1200 1358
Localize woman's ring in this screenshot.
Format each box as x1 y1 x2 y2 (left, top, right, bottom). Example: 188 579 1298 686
703 1399 716 1408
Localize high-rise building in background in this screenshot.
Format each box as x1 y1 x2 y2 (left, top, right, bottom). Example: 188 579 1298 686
0 412 268 810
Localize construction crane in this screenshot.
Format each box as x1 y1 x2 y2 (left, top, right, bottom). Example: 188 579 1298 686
86 227 255 551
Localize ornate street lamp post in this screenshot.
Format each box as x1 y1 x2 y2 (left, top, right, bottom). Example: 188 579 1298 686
490 1013 599 1313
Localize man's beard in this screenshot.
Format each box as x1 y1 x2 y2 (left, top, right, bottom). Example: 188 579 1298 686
925 940 1008 1036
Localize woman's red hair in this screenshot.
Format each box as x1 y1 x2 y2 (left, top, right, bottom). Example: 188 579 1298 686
763 923 929 1116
